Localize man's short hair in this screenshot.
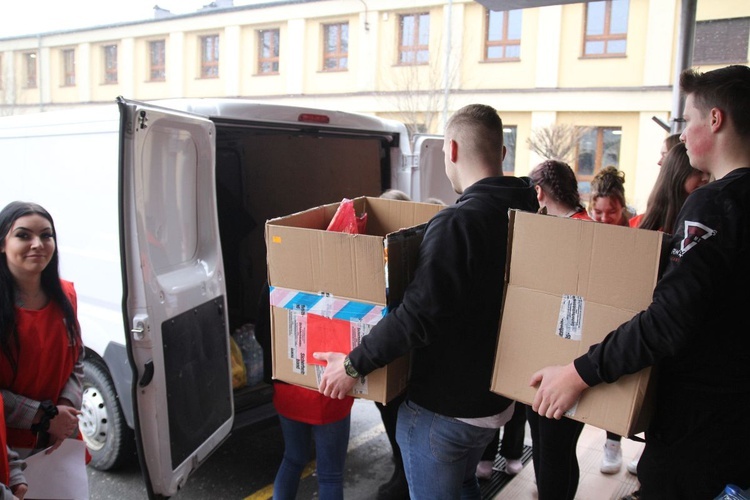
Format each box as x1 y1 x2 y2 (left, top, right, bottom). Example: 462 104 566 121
446 104 505 166
680 65 750 138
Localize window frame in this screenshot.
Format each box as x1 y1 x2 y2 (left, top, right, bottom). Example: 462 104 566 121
502 126 517 174
322 22 349 72
398 12 430 66
103 44 118 85
24 52 37 89
582 0 629 58
200 34 220 79
484 9 522 62
61 48 76 87
574 126 622 198
257 29 280 75
149 40 166 82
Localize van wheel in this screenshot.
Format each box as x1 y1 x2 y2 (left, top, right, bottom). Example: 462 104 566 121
79 359 136 470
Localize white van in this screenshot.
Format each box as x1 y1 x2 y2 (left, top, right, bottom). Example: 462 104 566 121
0 98 449 497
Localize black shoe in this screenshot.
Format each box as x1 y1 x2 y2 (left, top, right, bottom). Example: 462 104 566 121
376 467 410 500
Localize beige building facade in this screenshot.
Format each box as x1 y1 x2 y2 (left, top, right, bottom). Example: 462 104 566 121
1 0 748 210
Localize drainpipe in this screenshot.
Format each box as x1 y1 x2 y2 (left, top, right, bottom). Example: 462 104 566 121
671 0 697 134
442 0 453 131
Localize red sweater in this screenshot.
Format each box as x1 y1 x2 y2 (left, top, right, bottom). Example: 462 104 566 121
0 281 80 449
273 382 353 425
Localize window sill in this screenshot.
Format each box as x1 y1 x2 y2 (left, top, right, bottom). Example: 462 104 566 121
480 58 521 64
579 54 627 60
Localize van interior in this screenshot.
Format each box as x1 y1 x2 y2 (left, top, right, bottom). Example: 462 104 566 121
213 119 400 412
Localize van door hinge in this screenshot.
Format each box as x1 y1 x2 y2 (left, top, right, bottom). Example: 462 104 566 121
137 110 148 130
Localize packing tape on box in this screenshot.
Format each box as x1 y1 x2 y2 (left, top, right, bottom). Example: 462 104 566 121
269 286 386 324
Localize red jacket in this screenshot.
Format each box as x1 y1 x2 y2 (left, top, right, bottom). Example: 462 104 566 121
273 382 353 425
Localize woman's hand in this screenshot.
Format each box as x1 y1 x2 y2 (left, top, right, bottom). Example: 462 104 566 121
12 482 28 500
46 405 81 453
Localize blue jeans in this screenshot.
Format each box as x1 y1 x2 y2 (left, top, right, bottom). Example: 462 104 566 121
396 399 498 500
273 414 350 500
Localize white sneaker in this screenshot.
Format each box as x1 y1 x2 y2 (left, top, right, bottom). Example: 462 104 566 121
505 458 523 475
627 456 639 475
600 439 622 474
475 460 494 480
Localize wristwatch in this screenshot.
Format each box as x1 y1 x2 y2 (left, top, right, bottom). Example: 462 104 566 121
31 400 59 433
343 356 360 379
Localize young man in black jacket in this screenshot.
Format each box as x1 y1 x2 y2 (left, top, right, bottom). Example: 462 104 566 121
315 104 538 499
530 65 750 499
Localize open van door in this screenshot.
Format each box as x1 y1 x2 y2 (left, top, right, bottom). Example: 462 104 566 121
412 134 457 205
118 98 233 498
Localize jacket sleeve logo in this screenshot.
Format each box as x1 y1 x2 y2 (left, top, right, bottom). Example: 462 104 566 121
678 220 717 256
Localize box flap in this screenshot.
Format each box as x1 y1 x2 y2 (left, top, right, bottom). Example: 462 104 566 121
508 211 662 312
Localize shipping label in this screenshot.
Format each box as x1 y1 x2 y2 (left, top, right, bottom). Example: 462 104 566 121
557 295 584 341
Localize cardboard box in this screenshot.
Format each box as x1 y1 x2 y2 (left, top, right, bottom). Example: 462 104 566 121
266 196 442 404
491 210 662 436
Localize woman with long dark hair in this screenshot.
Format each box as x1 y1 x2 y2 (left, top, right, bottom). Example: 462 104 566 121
0 201 83 462
633 143 709 231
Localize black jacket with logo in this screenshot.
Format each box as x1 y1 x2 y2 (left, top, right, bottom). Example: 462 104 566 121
575 167 750 395
349 176 539 418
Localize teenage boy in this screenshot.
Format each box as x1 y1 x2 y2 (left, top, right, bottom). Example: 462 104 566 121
530 64 750 499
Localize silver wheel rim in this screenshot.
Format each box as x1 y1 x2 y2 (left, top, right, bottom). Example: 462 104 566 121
79 385 109 452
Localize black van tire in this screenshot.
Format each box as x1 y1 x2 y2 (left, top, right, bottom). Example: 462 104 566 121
79 358 136 470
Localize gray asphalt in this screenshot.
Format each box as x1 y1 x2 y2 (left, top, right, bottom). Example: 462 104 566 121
86 398 398 499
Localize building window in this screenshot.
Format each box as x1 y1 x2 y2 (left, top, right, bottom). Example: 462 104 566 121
583 0 629 57
149 40 166 82
399 13 430 65
485 9 522 61
24 53 37 88
258 29 280 75
502 126 517 174
200 35 220 78
694 18 750 65
323 23 348 71
62 49 76 87
103 44 118 84
576 127 621 194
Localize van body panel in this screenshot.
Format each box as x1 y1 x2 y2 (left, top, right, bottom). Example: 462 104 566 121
119 99 233 497
0 97 447 493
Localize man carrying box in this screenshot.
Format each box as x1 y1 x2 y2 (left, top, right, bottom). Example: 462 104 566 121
530 65 750 499
315 103 538 499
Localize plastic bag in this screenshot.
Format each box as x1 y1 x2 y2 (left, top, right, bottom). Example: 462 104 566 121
230 335 247 389
326 198 367 234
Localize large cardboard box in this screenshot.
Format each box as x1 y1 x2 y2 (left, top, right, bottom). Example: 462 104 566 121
266 196 442 404
491 210 663 436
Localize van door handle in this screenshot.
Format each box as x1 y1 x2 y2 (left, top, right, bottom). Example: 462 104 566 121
139 360 154 387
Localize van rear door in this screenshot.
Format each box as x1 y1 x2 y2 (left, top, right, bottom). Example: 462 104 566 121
118 98 233 498
413 135 456 204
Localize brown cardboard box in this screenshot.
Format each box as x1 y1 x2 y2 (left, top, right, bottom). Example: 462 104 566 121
266 196 442 404
491 210 663 436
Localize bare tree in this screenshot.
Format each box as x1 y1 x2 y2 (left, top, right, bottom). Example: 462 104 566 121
380 58 457 138
378 15 458 140
526 124 591 163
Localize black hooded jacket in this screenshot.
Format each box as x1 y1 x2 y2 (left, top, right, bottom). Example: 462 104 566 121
348 176 539 418
575 167 750 395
